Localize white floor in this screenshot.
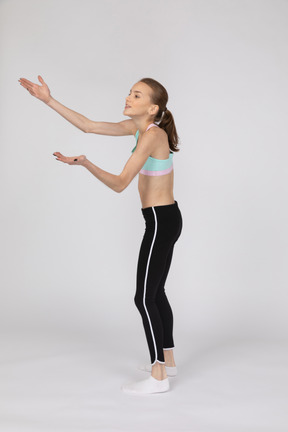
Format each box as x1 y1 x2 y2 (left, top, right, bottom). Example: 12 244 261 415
0 331 287 432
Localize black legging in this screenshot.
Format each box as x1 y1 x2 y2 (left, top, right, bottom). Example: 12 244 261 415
134 200 183 365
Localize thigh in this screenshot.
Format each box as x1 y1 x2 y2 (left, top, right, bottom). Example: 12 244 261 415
135 228 175 302
156 244 175 294
136 202 183 301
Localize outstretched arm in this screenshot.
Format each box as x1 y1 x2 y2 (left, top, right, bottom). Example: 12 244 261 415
53 153 121 192
53 129 155 193
19 75 136 135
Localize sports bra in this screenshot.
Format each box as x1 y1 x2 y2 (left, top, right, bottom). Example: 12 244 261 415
131 123 174 176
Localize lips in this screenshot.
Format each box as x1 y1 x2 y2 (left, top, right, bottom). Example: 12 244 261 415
125 105 131 108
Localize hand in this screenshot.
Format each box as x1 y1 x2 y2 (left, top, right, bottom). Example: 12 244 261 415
18 75 52 103
53 152 87 165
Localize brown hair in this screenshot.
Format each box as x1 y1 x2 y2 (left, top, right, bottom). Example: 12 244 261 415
139 77 180 153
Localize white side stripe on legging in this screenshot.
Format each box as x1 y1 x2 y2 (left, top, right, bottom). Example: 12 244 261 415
142 207 164 365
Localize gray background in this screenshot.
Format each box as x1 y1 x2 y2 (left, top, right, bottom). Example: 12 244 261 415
0 0 287 431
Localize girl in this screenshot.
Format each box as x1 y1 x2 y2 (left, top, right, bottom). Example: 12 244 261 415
18 76 183 394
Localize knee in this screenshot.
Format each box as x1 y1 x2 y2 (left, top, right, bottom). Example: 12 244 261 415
134 292 155 311
134 293 142 311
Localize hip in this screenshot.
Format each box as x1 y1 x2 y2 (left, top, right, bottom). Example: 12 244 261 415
141 200 183 239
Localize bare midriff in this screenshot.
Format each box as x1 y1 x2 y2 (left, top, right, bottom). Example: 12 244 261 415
138 169 175 209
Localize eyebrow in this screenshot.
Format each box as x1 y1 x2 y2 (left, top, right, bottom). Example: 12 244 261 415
130 89 142 94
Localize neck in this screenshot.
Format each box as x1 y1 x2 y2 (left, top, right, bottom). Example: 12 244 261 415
132 118 155 134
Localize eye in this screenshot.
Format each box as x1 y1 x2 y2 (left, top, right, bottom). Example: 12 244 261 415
127 92 139 98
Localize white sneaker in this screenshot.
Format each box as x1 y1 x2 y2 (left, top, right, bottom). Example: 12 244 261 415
138 363 177 377
121 376 170 395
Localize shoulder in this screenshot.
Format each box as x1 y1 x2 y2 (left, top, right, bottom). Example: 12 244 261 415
146 125 166 137
144 125 168 146
135 127 158 154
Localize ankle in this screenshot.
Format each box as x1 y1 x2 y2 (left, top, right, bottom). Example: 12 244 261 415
151 363 167 380
152 371 167 380
165 361 176 367
163 350 176 367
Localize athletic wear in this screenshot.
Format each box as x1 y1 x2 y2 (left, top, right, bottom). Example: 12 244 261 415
134 200 183 365
131 124 174 176
121 375 170 394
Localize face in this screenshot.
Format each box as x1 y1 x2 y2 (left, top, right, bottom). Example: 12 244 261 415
123 81 158 118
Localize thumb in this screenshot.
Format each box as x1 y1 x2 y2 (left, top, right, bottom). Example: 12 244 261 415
38 75 44 84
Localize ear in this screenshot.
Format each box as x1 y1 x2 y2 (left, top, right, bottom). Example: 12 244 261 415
148 104 159 116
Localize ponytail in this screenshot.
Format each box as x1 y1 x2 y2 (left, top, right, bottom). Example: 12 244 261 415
158 109 180 153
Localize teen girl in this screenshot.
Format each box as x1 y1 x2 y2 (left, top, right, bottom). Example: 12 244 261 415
18 76 183 394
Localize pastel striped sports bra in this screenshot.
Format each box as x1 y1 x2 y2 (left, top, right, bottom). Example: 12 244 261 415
131 123 174 176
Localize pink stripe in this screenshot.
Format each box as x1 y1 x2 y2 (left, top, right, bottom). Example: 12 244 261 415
140 165 173 176
145 123 159 132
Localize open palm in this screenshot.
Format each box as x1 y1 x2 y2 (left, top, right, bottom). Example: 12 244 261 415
19 75 51 103
53 152 87 165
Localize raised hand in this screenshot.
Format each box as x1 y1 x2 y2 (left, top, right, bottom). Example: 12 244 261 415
53 152 87 165
18 75 52 103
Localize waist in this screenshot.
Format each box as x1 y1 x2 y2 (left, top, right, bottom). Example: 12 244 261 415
142 200 178 215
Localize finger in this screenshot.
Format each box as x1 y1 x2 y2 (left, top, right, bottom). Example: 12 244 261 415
53 153 67 162
38 75 45 84
53 154 64 161
19 82 28 89
19 82 33 92
27 87 35 95
19 78 34 86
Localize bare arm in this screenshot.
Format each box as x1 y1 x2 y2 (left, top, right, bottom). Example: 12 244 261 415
46 97 92 132
19 75 136 135
53 129 156 192
47 97 137 136
84 119 137 136
46 98 136 136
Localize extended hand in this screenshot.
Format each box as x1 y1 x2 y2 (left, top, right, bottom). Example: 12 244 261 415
53 152 87 165
19 75 51 103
